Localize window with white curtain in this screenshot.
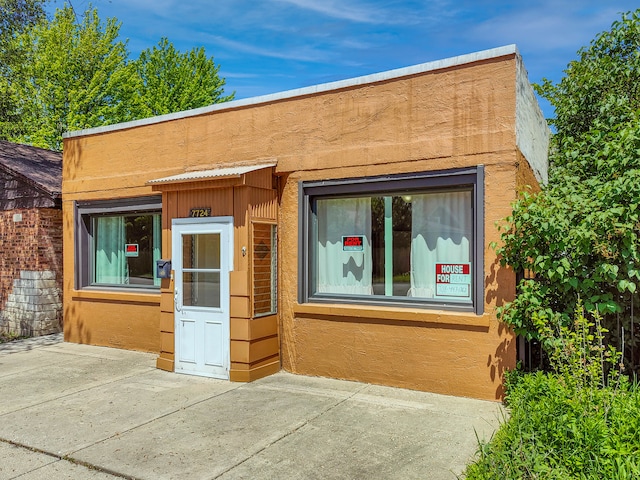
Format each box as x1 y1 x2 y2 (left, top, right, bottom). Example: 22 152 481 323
75 197 162 290
300 168 483 313
316 197 373 295
94 213 161 286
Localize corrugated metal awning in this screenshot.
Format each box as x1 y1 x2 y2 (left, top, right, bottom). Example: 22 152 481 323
147 162 276 186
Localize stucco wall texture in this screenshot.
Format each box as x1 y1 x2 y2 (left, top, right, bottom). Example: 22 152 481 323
62 48 547 400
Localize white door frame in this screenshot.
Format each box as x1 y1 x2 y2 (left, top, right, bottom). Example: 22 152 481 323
172 217 234 379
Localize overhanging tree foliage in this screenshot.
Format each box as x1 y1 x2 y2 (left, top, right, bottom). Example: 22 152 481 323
0 0 49 139
1 5 233 151
496 10 640 370
135 37 234 117
3 5 143 150
0 0 47 44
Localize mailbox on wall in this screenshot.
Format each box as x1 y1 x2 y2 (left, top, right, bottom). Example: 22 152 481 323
156 259 172 279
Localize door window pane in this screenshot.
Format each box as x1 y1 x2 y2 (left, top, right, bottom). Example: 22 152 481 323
182 271 221 308
182 234 220 269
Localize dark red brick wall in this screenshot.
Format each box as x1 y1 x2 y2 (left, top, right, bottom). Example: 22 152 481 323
0 208 63 313
38 208 64 296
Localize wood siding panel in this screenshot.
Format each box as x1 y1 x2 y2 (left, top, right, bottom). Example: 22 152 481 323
230 315 277 341
230 270 249 296
230 296 250 319
249 188 277 221
231 336 278 364
156 356 174 372
175 188 234 219
244 167 275 190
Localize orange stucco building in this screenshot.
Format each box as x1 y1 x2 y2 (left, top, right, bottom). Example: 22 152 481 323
62 45 549 400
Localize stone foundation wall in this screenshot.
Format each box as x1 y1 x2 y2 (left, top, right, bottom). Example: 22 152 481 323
0 208 63 336
1 270 62 335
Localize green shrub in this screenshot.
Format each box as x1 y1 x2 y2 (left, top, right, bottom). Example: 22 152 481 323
493 10 640 367
464 306 640 479
465 374 640 479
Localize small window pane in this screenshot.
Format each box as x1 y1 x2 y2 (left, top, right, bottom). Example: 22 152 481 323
182 271 221 308
409 191 472 302
315 198 372 295
182 234 220 269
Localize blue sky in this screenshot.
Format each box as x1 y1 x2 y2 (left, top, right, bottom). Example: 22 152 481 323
49 0 639 119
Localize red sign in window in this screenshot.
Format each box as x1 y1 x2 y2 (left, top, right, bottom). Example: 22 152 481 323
435 263 471 297
342 235 364 252
125 244 139 257
436 263 470 277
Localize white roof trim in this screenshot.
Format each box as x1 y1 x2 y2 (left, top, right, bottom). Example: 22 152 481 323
64 45 518 139
147 162 276 185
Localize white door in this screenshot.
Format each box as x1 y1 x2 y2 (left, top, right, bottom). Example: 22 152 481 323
172 217 233 379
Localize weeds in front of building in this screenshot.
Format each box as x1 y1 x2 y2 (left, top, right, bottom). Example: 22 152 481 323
464 304 640 479
0 331 26 343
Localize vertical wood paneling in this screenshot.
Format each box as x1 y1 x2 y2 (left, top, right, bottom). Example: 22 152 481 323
233 187 249 273
175 188 234 219
162 191 173 258
244 167 275 190
249 188 278 220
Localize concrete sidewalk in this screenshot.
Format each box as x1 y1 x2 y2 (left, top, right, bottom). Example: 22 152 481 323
0 335 504 479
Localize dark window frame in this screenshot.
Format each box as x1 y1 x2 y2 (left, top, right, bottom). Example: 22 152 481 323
75 196 162 292
298 167 484 314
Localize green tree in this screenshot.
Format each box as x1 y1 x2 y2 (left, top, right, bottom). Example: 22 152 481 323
4 5 143 150
1 6 234 150
134 37 234 117
496 10 640 368
0 0 49 138
0 0 47 42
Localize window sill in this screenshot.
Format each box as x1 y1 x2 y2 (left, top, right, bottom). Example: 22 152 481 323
293 303 490 329
72 288 161 305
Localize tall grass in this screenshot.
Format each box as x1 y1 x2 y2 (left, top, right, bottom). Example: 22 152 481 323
464 305 640 479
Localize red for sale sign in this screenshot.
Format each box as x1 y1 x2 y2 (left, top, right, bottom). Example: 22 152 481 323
435 263 471 297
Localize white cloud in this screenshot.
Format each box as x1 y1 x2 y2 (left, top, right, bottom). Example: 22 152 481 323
272 0 390 24
468 2 631 53
270 0 444 25
203 34 328 62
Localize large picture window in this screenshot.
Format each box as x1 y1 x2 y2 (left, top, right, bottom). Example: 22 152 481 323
76 197 162 290
94 213 161 286
299 168 484 313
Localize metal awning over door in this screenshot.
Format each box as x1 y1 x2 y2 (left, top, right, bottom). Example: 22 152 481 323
147 162 277 187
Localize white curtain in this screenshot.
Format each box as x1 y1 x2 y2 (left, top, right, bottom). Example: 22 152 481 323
409 191 471 298
153 214 162 286
95 216 128 284
317 198 373 295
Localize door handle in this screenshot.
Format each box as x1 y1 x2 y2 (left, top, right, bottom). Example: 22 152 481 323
174 287 181 312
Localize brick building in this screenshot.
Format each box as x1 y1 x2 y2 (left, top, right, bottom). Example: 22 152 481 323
0 140 63 337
